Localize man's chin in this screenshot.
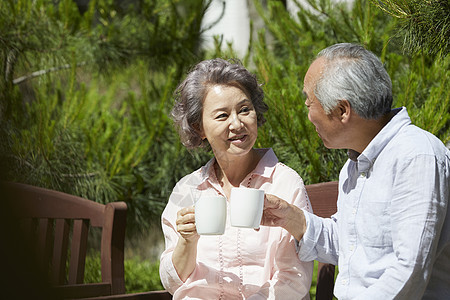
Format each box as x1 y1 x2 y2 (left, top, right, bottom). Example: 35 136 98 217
321 139 335 150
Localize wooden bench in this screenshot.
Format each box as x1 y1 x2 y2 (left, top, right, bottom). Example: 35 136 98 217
2 181 127 299
1 180 337 300
2 181 174 300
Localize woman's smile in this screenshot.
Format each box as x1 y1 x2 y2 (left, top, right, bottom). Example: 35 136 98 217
228 134 247 143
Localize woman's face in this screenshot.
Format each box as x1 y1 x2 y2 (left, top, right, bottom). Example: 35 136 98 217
200 85 258 160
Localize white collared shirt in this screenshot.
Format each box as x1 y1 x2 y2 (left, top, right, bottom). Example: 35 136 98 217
299 107 450 299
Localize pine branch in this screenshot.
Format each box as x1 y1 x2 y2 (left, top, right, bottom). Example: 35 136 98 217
371 0 450 56
13 62 87 85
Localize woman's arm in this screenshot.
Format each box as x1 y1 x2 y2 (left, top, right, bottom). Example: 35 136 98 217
171 207 199 282
159 180 200 293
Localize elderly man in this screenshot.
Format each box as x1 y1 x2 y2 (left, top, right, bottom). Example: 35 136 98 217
262 43 450 299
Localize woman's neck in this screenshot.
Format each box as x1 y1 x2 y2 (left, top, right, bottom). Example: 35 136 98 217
214 149 262 197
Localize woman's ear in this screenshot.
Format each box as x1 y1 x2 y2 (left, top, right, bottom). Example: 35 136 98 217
194 123 205 140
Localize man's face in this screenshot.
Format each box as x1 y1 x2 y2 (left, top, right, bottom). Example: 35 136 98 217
303 58 344 149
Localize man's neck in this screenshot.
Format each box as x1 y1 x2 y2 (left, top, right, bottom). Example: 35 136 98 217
349 111 394 154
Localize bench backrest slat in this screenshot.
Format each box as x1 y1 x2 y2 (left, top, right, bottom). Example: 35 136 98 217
69 219 89 284
52 218 71 285
38 218 54 275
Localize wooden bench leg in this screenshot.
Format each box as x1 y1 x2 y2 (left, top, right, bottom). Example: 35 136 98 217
316 262 335 300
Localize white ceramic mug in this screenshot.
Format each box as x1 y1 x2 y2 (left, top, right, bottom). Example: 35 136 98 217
195 195 227 235
230 187 264 229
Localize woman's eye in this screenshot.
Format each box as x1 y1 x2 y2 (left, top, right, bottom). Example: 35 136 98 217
240 106 250 113
215 113 228 119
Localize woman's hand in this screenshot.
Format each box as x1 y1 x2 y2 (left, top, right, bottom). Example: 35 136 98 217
172 206 200 282
261 194 306 241
176 207 200 243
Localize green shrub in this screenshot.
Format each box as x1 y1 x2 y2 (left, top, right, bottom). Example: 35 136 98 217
84 252 163 293
124 257 164 293
84 253 102 284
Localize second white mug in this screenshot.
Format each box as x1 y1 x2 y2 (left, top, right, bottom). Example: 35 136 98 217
230 187 264 229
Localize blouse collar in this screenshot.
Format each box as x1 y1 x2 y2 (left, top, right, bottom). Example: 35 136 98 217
199 148 278 186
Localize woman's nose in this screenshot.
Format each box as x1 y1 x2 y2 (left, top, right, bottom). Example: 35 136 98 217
229 113 243 130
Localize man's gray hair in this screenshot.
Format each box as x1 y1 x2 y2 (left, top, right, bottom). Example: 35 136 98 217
315 43 392 119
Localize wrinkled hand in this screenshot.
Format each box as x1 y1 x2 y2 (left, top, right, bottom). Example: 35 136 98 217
261 194 306 241
176 207 199 243
261 194 291 228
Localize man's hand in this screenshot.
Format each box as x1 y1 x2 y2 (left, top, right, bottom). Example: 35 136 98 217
261 194 291 228
261 194 307 241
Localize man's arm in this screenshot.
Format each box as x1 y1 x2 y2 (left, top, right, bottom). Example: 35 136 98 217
263 193 340 265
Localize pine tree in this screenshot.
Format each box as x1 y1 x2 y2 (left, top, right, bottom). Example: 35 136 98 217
0 0 208 120
371 0 449 57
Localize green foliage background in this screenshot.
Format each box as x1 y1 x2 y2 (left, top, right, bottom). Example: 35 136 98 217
1 0 448 295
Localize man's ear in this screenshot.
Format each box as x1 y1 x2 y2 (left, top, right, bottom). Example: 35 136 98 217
338 100 352 123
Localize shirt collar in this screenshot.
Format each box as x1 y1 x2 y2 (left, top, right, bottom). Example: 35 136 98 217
252 148 278 178
199 148 278 185
355 107 411 172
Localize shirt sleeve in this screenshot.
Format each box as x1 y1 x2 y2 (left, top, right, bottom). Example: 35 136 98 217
159 178 199 294
298 210 339 265
159 175 222 295
252 179 314 299
158 184 185 294
355 154 449 299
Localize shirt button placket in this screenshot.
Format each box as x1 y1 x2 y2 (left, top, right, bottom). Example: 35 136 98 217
247 175 252 188
345 169 365 297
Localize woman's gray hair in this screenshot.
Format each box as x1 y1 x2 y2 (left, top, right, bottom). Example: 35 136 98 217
171 58 268 149
315 43 393 119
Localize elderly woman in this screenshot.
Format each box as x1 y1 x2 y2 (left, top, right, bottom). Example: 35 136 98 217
159 58 313 299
